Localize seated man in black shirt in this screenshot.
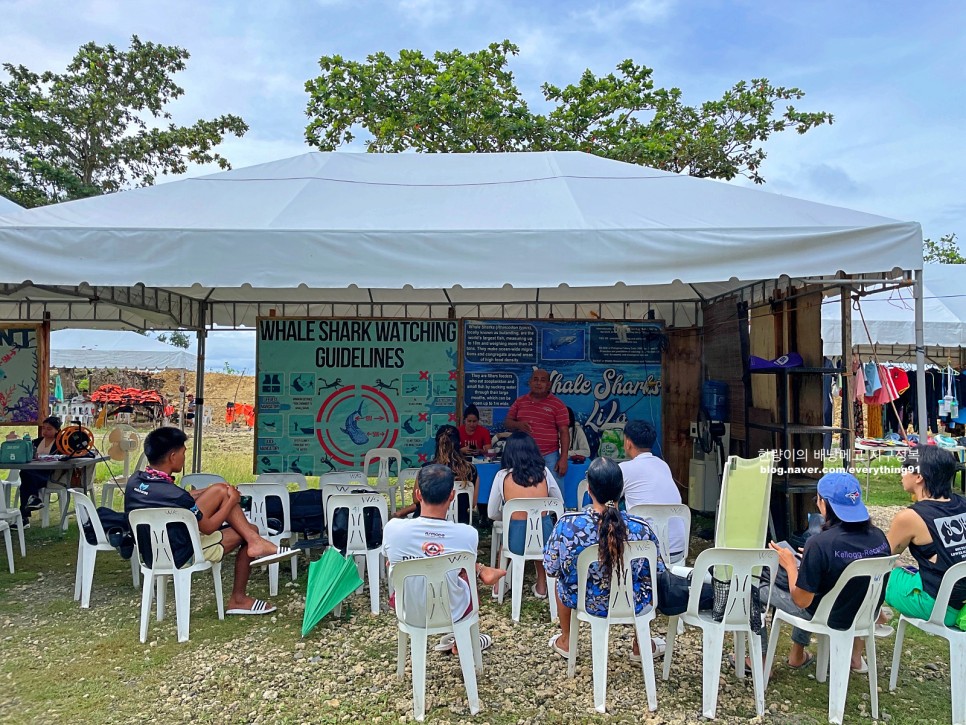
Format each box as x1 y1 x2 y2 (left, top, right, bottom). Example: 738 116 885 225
125 426 295 615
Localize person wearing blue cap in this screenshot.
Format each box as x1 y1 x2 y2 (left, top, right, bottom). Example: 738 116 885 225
763 471 890 673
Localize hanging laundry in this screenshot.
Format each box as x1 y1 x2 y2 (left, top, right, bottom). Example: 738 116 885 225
863 361 882 396
866 403 884 438
854 364 867 403
888 366 910 395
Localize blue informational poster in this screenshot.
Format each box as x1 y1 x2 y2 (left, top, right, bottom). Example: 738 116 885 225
255 318 458 475
462 320 664 457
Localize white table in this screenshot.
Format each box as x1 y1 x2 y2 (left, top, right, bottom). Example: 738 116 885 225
3 455 107 530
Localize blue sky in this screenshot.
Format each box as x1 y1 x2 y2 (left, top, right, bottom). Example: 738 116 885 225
3 0 964 372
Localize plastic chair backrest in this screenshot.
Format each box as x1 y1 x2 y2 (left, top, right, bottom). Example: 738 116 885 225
236 482 292 536
180 473 224 491
926 560 966 626
501 497 565 558
364 448 402 484
326 492 387 554
319 471 368 486
255 472 309 491
446 480 474 523
715 454 774 549
321 481 374 516
391 550 478 629
576 539 659 619
129 507 205 572
808 554 898 630
628 503 691 564
687 547 779 626
575 479 589 509
69 490 107 544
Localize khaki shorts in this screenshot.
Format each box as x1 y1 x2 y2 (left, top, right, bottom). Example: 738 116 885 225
200 531 225 563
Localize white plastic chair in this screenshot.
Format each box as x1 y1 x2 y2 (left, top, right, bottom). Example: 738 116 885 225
890 560 966 725
320 470 369 487
445 480 474 525
663 547 779 719
363 447 403 514
179 473 225 491
69 490 139 607
129 507 225 643
0 487 25 557
575 478 589 510
765 554 897 725
236 482 298 595
391 550 482 722
100 451 147 509
567 540 660 713
320 479 374 529
1 469 20 509
326 492 388 615
41 481 72 531
0 520 13 574
497 496 564 623
628 503 691 566
255 472 309 490
396 467 421 509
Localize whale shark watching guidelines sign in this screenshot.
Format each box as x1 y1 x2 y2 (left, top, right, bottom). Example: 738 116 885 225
255 318 458 474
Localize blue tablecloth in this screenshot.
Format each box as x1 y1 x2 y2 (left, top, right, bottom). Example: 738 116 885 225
475 459 591 509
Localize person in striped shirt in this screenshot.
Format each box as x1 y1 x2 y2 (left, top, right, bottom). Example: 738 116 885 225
504 368 570 477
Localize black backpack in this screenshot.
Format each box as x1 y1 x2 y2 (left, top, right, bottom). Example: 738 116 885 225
264 489 325 534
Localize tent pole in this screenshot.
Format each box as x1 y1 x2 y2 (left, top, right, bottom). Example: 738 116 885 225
192 307 207 473
914 269 928 442
840 284 853 470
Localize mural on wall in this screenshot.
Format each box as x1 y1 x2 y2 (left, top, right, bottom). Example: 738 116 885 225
0 325 42 425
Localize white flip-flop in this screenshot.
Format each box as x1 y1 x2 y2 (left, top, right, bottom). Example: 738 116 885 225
251 546 298 567
226 598 276 616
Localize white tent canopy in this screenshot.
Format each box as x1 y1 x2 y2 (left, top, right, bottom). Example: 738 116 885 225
0 195 23 215
823 264 965 354
0 151 921 330
50 329 196 371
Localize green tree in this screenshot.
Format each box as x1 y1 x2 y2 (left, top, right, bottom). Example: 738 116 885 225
156 331 191 349
0 35 248 207
923 233 963 264
305 40 832 183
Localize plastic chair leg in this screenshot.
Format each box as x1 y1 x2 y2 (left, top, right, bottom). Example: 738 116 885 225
471 620 483 673
735 630 747 679
73 544 84 601
2 527 13 574
634 618 658 712
826 635 853 725
866 635 879 719
366 550 381 615
489 529 499 568
14 518 25 557
173 571 193 643
80 547 97 608
546 575 558 623
567 609 579 678
452 621 481 715
156 575 166 621
268 561 279 597
589 619 611 713
662 615 679 681
748 627 767 716
59 491 71 532
409 629 429 721
396 630 408 680
211 562 225 619
889 618 908 691
130 557 140 588
764 615 783 690
701 626 726 719
950 638 966 725
510 558 525 623
139 575 154 643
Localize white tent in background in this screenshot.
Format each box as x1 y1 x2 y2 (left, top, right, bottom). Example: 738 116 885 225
823 265 966 354
51 329 196 371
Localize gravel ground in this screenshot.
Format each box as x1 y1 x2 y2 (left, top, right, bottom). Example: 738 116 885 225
0 504 945 724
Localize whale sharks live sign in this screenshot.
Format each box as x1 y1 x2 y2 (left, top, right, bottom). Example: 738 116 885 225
255 318 458 475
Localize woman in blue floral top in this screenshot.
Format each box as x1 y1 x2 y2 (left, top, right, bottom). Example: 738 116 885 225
544 457 665 661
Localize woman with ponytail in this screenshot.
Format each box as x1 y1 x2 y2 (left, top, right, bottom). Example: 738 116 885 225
544 457 664 661
394 425 479 523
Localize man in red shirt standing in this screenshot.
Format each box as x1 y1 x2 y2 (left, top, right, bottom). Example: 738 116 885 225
504 369 570 477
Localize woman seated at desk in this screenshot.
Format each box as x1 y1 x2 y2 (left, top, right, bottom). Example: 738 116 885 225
458 405 491 458
18 416 66 527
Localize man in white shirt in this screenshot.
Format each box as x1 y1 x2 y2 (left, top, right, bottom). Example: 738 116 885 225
383 465 505 650
619 420 686 561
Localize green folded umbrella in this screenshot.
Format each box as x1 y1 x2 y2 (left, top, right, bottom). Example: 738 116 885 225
301 547 364 637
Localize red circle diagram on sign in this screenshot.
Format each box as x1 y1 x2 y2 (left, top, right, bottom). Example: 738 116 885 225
316 385 399 467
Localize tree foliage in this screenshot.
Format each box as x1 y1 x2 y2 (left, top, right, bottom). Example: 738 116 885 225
923 233 963 264
305 40 832 183
0 35 248 207
156 331 191 349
